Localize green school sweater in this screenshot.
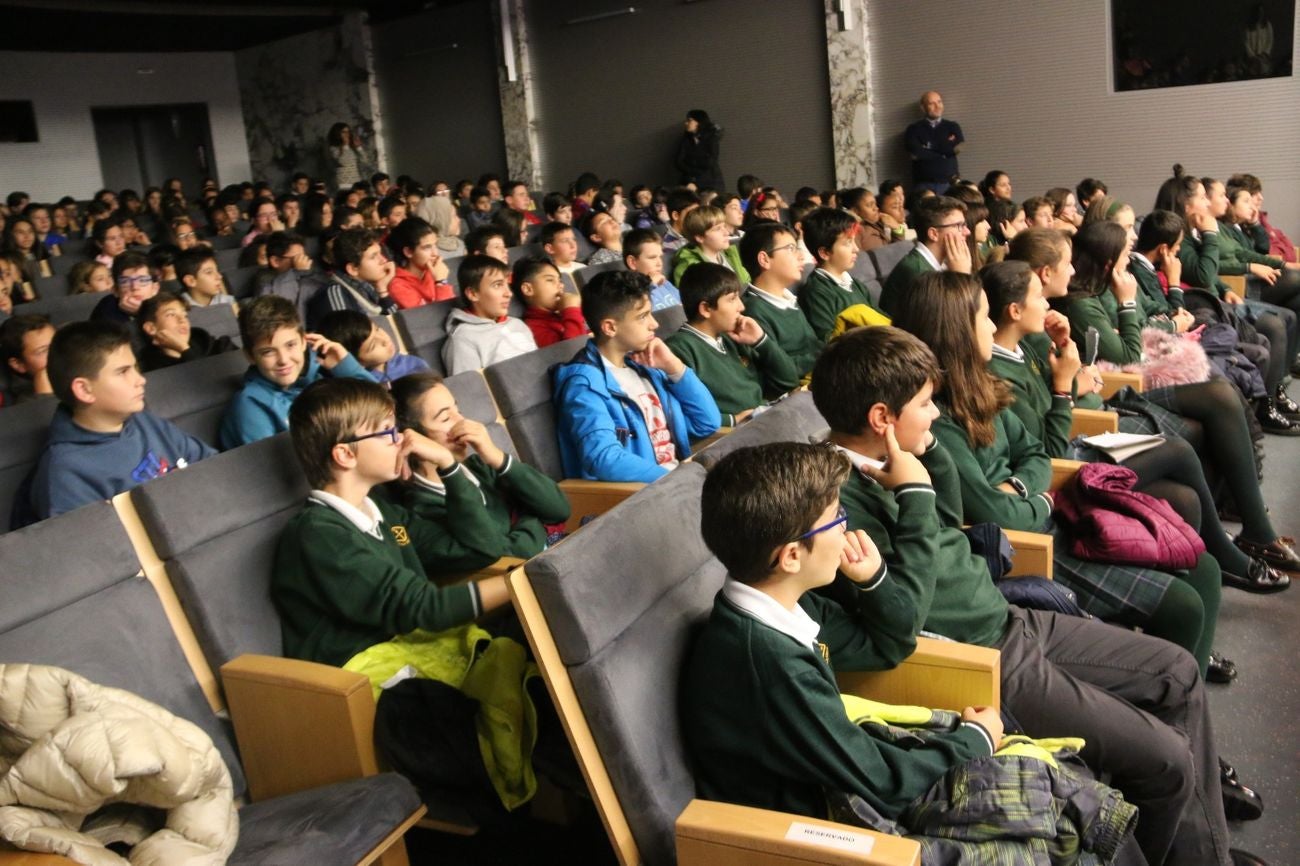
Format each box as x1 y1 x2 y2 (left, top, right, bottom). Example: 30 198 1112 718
1178 230 1231 297
931 410 1054 532
394 454 571 575
742 286 824 378
681 588 991 821
877 246 935 318
273 497 481 667
989 341 1076 458
1063 292 1143 365
1218 222 1283 275
664 325 799 425
840 457 1010 647
1128 261 1178 333
798 268 882 343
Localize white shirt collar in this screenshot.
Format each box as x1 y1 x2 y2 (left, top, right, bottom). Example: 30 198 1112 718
308 490 385 540
1131 251 1157 273
721 577 822 651
832 443 885 479
990 342 1024 362
915 241 944 272
748 283 799 310
682 323 728 353
815 268 854 291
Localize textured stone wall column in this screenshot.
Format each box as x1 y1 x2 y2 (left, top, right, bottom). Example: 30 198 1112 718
492 0 542 189
824 0 875 189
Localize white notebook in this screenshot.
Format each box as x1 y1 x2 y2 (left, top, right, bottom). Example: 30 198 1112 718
1081 432 1165 463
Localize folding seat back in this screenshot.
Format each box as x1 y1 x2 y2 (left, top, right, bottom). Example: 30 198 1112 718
15 291 103 325
444 369 516 457
394 298 458 375
0 397 59 531
481 336 588 480
442 255 464 291
850 248 879 284
574 233 596 263
0 500 248 795
213 247 243 275
653 304 687 339
143 349 247 445
507 243 542 265
56 238 90 259
572 259 623 289
32 273 69 299
188 303 241 347
208 233 242 251
223 265 262 300
690 390 828 468
48 254 82 276
869 242 915 282
865 277 884 307
128 434 308 675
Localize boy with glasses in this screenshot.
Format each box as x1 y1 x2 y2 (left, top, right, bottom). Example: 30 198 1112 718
738 221 823 379
91 250 159 327
878 196 972 317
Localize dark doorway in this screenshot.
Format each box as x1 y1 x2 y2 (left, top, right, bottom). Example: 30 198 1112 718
91 104 217 194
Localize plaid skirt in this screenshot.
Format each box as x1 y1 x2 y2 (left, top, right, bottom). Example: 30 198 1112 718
1048 524 1175 619
1066 385 1190 462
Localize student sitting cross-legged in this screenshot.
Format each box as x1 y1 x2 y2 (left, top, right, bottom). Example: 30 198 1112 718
28 320 215 520
552 269 720 482
219 295 372 449
516 255 586 348
388 372 570 574
442 254 538 375
810 325 1261 866
272 378 544 816
663 263 799 425
737 220 823 380
316 309 430 388
796 207 888 342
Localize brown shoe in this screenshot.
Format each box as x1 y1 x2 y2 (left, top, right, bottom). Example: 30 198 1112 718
1234 535 1300 574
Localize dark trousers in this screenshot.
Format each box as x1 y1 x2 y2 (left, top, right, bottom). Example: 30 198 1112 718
997 607 1229 866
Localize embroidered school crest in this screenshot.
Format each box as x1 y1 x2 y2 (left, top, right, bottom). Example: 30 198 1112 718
390 525 411 546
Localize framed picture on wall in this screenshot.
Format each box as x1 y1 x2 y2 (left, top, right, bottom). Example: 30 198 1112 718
1112 0 1294 91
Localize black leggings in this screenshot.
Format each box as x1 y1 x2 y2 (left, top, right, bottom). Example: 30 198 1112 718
1250 309 1290 391
1252 271 1300 359
1158 378 1278 545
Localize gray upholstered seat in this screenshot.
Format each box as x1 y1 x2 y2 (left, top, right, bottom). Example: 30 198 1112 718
189 303 242 346
849 249 879 284
444 370 516 458
143 349 247 447
524 463 721 865
480 336 588 480
572 259 623 288
869 241 915 282
653 304 687 339
441 256 464 291
32 273 69 299
395 298 458 374
0 396 58 531
690 390 828 468
15 291 103 325
48 253 83 276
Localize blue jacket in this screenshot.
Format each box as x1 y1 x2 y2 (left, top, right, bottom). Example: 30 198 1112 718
552 340 720 482
219 350 371 449
372 351 431 388
30 406 216 519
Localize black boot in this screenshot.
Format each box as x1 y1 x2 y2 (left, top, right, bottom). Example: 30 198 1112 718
1255 398 1300 435
1274 384 1300 417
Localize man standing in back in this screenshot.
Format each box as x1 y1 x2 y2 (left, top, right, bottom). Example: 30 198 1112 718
904 91 963 194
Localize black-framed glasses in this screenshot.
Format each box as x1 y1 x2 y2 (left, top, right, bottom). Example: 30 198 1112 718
116 276 155 290
768 242 799 256
769 506 849 567
341 426 400 446
936 221 968 231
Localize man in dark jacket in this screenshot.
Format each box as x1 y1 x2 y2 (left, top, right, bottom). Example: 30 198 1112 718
904 91 963 194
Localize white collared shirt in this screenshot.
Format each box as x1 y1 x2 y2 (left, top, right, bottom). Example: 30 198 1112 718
915 241 944 272
308 490 385 540
1130 251 1157 274
747 284 799 310
722 577 822 652
815 268 855 291
989 342 1024 363
682 323 729 354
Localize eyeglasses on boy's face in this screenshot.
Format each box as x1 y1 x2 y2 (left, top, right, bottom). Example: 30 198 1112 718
341 426 400 446
117 276 156 291
768 506 849 567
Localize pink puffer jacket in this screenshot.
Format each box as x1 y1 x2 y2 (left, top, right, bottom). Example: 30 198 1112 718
1053 462 1206 570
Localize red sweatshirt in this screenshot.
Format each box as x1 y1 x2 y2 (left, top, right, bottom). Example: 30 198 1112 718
523 305 588 347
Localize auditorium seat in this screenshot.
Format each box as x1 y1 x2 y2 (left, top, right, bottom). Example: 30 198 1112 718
869 241 914 282
31 273 69 300
395 298 458 375
188 303 241 347
653 304 687 339
441 255 464 291
689 390 828 468
144 350 247 446
14 292 103 325
0 397 58 532
47 255 81 277
572 259 623 288
223 265 262 300
56 238 90 259
213 246 243 274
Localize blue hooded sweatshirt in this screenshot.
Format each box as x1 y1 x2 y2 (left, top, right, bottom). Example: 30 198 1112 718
219 349 371 450
552 339 720 482
30 405 216 519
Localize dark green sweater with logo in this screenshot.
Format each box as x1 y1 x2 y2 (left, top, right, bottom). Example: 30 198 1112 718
273 496 481 667
742 286 824 379
664 326 800 425
931 409 1054 532
799 269 883 342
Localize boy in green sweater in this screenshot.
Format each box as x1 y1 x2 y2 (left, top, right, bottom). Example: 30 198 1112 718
877 196 972 318
737 221 823 379
273 377 510 668
664 263 799 425
389 371 570 574
797 207 888 341
681 440 1001 821
810 325 1251 866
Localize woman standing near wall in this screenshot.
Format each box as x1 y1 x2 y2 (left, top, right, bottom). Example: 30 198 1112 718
675 109 724 193
326 122 363 191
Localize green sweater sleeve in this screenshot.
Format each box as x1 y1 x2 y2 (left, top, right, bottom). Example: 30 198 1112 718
408 464 514 576
798 279 845 343
1001 408 1053 495
804 572 917 671
1178 231 1222 292
932 416 1052 532
488 454 571 524
742 334 801 397
1067 294 1142 365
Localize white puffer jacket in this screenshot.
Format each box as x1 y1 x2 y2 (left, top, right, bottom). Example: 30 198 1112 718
0 664 238 865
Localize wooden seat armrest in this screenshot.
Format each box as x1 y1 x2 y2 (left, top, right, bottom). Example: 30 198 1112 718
1098 371 1143 399
221 654 380 802
834 636 1000 713
436 556 528 586
1004 529 1054 580
690 426 733 452
1069 408 1118 438
677 799 921 865
1049 458 1086 493
557 480 645 531
1220 274 1247 297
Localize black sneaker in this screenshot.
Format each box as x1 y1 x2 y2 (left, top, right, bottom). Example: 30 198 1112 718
1275 385 1300 417
1256 399 1300 435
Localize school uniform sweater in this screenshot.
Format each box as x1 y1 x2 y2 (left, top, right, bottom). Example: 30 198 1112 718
930 410 1055 532
989 340 1077 459
1217 222 1284 275
742 286 823 378
1128 256 1180 332
393 454 570 575
682 583 993 822
663 325 799 425
839 447 1011 648
273 496 482 668
1176 230 1231 297
877 246 936 319
799 268 883 343
1062 292 1143 365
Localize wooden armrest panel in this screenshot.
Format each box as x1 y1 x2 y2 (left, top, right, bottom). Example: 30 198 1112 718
690 426 733 452
1004 529 1053 580
1069 408 1118 438
436 555 528 586
221 654 379 802
1049 458 1086 493
834 637 1000 713
1098 371 1142 399
1220 274 1247 297
677 799 920 866
557 480 645 532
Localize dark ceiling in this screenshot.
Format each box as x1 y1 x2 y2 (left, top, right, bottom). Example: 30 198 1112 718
0 0 458 53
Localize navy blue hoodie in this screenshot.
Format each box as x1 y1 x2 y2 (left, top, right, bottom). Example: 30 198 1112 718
29 405 216 519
